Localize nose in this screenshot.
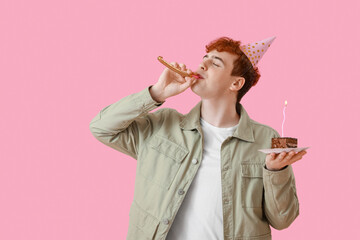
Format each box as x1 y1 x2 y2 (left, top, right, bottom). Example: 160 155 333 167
199 61 207 71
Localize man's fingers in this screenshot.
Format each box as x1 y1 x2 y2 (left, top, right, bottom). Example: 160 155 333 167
288 156 303 165
266 153 275 161
170 62 180 69
287 151 306 161
179 77 193 91
298 150 307 156
179 63 187 71
275 151 287 161
284 151 296 161
187 69 194 75
284 151 306 165
276 150 305 161
267 150 307 169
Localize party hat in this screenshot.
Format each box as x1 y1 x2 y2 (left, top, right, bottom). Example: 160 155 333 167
239 36 276 67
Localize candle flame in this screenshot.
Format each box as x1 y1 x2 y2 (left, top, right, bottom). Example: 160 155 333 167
285 100 287 106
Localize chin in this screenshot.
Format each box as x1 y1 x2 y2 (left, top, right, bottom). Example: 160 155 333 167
190 84 197 92
190 84 202 97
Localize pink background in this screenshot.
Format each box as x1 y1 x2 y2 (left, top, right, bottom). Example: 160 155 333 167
1 0 359 239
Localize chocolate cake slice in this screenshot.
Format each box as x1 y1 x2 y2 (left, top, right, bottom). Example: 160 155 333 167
271 137 297 148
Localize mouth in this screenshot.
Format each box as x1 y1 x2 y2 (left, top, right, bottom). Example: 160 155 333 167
194 73 205 79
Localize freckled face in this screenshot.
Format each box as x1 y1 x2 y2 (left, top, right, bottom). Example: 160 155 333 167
191 50 239 100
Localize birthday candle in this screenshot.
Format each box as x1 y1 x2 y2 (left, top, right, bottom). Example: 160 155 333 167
282 100 287 137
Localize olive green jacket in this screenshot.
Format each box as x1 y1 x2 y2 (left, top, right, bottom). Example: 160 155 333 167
89 85 299 240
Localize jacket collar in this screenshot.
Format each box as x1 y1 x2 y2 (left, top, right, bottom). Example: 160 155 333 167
179 100 255 142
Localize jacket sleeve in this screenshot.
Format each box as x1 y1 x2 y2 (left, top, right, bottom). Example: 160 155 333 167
89 85 166 160
262 130 300 230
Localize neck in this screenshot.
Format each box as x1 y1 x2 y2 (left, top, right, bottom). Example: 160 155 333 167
200 99 240 128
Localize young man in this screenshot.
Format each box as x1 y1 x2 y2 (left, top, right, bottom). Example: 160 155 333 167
89 36 307 240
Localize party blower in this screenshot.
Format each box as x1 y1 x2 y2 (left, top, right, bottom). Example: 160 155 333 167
157 56 201 79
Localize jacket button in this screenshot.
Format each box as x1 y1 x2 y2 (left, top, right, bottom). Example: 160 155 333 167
162 218 169 225
178 189 185 195
192 158 198 164
224 166 229 171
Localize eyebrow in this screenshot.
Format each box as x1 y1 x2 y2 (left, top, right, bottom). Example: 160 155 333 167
203 54 225 65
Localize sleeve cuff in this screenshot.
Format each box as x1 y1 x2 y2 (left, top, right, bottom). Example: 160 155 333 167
133 85 165 112
263 164 292 185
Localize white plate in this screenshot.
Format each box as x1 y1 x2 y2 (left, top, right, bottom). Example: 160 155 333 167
258 146 310 154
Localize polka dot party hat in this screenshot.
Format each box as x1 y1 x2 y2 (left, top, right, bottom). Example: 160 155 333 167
239 36 276 67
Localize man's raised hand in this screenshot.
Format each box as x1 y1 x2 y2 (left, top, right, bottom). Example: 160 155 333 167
150 62 197 102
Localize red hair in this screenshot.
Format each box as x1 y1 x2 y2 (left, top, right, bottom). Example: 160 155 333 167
205 37 261 110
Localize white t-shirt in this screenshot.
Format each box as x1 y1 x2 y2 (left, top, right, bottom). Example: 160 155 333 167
166 117 239 240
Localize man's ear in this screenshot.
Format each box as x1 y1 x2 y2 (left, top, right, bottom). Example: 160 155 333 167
231 77 245 91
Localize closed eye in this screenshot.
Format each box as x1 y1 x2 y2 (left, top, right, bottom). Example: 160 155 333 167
203 54 224 67
206 59 220 67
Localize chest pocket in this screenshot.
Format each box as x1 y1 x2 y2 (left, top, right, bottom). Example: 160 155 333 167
139 134 189 190
241 163 264 208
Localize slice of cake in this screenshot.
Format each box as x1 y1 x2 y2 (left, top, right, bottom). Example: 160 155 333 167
271 137 297 148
